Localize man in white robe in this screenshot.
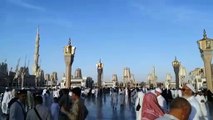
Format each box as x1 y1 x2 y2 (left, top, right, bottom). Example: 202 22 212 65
195 90 208 120
154 88 168 113
125 87 129 104
182 84 203 120
135 90 144 120
95 88 98 98
1 88 11 115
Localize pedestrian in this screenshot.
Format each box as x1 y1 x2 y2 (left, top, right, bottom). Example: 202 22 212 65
58 88 71 120
161 88 173 108
1 87 11 116
156 97 191 120
91 88 95 97
61 87 88 120
135 90 144 120
42 89 52 109
26 95 51 120
50 97 60 120
95 87 98 98
119 88 125 106
111 89 118 110
9 89 27 120
154 88 168 113
26 90 34 110
141 92 164 120
182 83 203 120
195 90 208 120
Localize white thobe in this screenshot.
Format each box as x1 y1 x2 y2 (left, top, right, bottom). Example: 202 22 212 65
1 91 12 114
95 88 98 98
195 95 208 120
135 91 144 120
157 95 168 113
187 96 203 120
125 88 129 104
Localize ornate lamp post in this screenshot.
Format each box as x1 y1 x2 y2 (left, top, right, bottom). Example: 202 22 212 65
172 57 180 89
96 59 103 95
64 38 76 89
96 60 103 87
179 65 187 88
197 30 213 92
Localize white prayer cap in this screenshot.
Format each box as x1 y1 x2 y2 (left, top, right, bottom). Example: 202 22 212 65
186 83 196 93
155 88 162 93
69 91 72 96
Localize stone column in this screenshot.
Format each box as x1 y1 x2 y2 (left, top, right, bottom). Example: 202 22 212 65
64 39 76 89
65 56 71 88
197 30 213 92
172 57 180 89
202 50 213 91
96 59 103 95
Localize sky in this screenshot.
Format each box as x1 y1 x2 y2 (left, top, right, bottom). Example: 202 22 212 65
1 0 213 82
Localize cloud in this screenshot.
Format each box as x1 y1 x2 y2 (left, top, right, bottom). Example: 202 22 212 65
7 0 45 11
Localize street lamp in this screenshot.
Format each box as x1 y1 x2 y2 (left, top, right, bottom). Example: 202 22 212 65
179 65 187 88
96 59 103 96
172 57 180 89
197 29 213 92
64 38 76 89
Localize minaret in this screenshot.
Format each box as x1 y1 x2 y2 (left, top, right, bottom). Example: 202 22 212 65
33 26 40 75
123 67 131 87
152 66 157 87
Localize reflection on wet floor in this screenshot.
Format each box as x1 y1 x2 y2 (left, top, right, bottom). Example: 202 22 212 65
85 94 136 120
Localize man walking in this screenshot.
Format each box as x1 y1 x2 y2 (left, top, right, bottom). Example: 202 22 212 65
9 89 27 120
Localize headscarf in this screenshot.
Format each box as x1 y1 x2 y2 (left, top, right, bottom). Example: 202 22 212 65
141 92 164 120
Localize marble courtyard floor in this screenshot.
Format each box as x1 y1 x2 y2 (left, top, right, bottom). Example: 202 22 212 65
85 94 136 120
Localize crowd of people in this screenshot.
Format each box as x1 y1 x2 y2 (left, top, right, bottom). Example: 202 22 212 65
0 87 88 120
0 84 212 120
134 83 212 120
